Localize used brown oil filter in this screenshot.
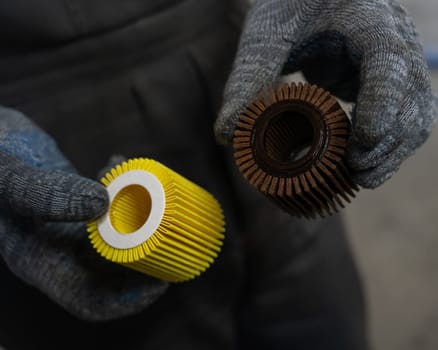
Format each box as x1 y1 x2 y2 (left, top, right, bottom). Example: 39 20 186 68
233 82 359 219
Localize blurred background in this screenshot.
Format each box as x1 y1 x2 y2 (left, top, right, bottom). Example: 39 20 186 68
342 1 438 349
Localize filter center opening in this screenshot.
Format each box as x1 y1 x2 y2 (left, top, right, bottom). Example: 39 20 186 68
110 184 152 234
264 111 315 163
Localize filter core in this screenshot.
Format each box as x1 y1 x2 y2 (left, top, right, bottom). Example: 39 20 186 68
110 184 152 234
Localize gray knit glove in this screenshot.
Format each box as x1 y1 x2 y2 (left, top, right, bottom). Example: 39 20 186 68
0 106 167 321
215 0 437 188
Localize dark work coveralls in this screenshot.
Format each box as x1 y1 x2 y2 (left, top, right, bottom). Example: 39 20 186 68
0 1 368 349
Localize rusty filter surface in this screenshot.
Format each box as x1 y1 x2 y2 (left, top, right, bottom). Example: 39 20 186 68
233 82 360 219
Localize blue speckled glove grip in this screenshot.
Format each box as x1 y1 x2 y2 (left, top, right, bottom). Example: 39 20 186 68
215 0 437 188
0 106 168 321
0 105 108 220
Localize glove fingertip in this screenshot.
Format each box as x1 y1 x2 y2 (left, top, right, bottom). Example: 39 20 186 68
352 166 397 189
213 118 233 146
44 173 109 222
215 96 252 146
81 182 110 220
69 179 109 221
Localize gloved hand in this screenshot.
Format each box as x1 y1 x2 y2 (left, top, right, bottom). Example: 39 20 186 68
0 106 168 321
215 0 437 188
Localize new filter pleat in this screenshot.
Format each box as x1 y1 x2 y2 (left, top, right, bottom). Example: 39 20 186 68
87 158 225 282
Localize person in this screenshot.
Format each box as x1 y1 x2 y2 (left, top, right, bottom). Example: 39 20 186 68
0 0 435 349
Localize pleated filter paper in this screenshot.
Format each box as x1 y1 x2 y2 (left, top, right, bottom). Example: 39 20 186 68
87 158 225 282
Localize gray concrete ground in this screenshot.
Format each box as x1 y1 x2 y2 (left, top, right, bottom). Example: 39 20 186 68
344 1 438 349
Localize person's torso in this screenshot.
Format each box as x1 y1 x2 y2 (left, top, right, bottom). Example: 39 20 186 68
0 0 183 46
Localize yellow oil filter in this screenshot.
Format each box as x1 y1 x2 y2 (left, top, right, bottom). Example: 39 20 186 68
87 158 225 282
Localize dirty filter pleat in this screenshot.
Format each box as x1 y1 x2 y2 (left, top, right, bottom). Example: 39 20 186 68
87 158 225 282
233 82 360 219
